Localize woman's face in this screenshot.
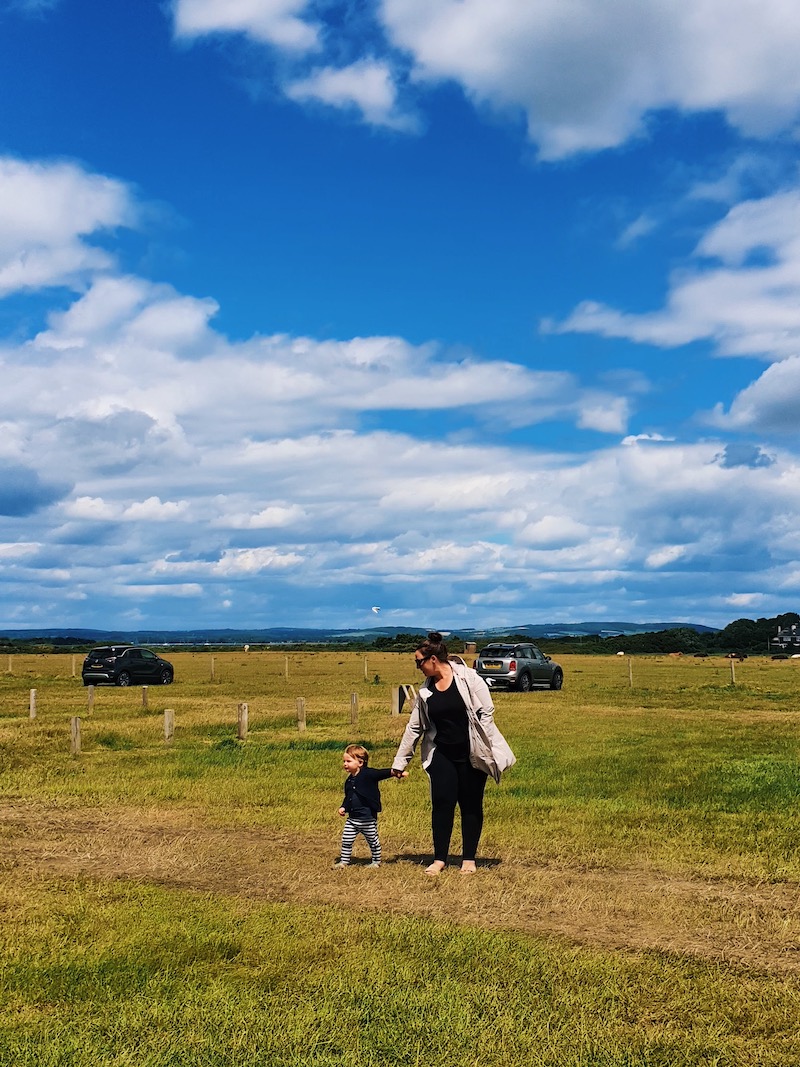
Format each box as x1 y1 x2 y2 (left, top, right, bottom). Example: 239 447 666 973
414 651 438 677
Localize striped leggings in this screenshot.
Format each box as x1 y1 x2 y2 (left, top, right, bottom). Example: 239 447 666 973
339 817 381 864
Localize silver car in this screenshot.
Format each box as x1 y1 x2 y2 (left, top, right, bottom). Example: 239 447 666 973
475 643 563 691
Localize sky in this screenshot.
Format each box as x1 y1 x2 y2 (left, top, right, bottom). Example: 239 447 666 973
1 0 800 632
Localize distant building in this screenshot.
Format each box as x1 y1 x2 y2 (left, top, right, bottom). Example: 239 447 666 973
770 624 800 651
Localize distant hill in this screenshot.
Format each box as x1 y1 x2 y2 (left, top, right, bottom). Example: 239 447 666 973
466 621 719 638
0 621 718 645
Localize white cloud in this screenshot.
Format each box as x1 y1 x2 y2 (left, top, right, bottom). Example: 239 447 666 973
558 187 800 363
577 396 630 434
708 356 800 433
5 0 61 11
688 152 787 205
0 157 135 295
64 497 120 521
172 0 318 52
122 498 190 521
617 214 658 249
622 433 674 445
18 279 630 445
725 592 768 607
6 415 800 627
379 0 800 158
213 547 305 575
285 59 416 131
115 583 204 598
519 516 590 548
166 0 800 153
0 542 40 559
646 544 688 568
219 503 307 529
468 587 524 606
3 155 800 629
35 275 218 353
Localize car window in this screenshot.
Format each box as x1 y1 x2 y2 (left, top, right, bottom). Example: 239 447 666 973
141 650 157 660
126 650 142 660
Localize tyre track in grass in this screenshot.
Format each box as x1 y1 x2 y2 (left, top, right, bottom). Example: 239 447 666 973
1 802 799 974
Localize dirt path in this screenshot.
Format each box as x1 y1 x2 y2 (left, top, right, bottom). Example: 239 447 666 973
2 802 799 975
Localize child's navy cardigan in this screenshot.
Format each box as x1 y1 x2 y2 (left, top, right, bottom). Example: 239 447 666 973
342 766 394 817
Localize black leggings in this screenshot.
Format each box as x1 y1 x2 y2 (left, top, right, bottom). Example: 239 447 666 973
427 749 488 863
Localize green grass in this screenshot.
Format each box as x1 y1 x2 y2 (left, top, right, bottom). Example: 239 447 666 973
2 653 800 1063
2 653 800 875
1 879 799 1067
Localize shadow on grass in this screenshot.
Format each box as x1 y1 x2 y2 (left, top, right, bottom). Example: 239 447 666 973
392 853 503 870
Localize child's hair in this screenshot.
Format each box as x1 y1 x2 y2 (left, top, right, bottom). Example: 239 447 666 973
344 743 369 766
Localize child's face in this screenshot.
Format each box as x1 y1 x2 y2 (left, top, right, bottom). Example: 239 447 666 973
342 752 363 775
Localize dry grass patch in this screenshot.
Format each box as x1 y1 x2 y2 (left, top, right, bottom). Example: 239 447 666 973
3 802 800 975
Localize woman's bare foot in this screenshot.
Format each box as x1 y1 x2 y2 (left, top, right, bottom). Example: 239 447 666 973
425 860 446 875
460 861 477 874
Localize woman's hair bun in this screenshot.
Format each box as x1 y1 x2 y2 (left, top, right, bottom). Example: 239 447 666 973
427 631 443 643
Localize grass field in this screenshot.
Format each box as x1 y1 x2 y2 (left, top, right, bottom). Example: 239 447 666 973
1 651 800 1065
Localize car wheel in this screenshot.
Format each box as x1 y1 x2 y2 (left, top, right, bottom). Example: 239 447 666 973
516 672 533 692
116 671 131 687
550 670 563 691
160 669 173 685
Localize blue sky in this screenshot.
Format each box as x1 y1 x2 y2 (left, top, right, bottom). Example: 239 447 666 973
1 0 800 631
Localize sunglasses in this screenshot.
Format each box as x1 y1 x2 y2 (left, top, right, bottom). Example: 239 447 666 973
414 654 432 668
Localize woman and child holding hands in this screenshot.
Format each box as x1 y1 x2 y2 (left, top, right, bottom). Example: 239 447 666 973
335 632 516 875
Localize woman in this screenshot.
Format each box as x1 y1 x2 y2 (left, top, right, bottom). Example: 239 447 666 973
391 631 515 875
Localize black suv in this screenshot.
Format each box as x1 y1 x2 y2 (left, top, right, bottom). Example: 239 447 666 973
82 646 174 687
475 643 563 691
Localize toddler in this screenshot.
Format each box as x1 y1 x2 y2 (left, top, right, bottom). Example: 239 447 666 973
335 744 406 868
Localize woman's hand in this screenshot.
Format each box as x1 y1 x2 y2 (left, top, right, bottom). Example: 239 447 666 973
338 806 346 816
391 768 407 778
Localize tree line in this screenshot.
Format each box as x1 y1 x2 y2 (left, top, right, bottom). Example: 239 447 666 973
2 613 797 656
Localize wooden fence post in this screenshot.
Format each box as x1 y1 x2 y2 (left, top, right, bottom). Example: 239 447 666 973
29 689 36 719
296 697 306 732
87 685 95 713
211 655 216 682
70 716 81 756
142 686 148 710
391 686 401 717
7 655 11 674
730 658 736 685
350 692 358 726
71 654 76 678
238 702 249 741
164 709 174 743
363 655 368 682
284 656 289 681
628 657 633 688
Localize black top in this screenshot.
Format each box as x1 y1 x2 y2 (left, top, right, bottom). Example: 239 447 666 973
427 677 470 761
342 766 394 819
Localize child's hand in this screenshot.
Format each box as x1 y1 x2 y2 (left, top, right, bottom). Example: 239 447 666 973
396 771 409 779
338 807 346 817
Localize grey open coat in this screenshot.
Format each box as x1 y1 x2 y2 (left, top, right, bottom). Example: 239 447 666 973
391 662 516 783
